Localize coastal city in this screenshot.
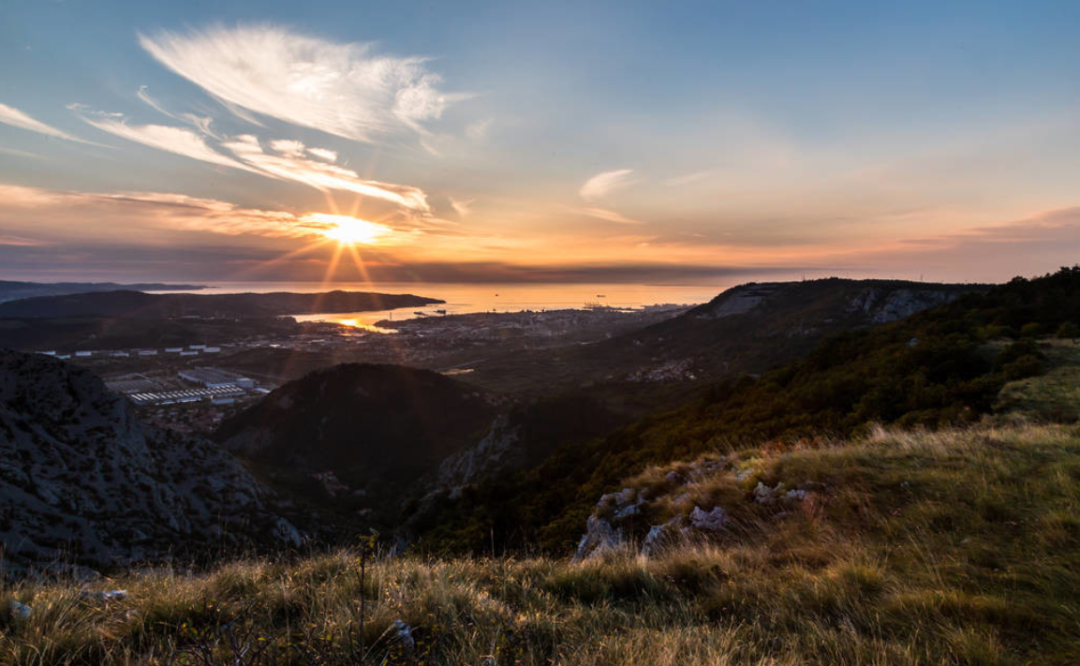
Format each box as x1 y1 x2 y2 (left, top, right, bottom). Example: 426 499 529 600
39 303 692 431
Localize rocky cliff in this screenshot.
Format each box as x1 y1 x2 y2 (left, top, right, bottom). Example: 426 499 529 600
0 350 298 578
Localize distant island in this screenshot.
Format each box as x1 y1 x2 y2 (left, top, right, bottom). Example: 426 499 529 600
0 289 444 319
0 280 206 303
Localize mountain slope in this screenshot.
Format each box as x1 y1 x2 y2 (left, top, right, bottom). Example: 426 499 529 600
468 278 987 393
413 269 1079 553
0 350 298 577
215 364 502 527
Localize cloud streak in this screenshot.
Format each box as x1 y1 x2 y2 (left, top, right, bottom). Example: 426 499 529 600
0 184 316 239
136 85 221 139
0 102 91 143
72 105 431 212
579 207 641 225
74 108 261 174
580 168 634 202
138 24 468 143
449 197 474 217
223 135 431 211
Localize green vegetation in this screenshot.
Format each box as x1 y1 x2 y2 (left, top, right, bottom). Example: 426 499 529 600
415 268 1080 553
4 422 1079 665
996 340 1080 422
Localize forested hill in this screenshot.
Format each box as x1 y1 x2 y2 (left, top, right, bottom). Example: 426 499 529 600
467 278 987 393
0 290 442 319
413 267 1080 553
0 280 205 303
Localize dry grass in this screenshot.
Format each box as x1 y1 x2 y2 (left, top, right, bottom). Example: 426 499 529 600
3 422 1080 665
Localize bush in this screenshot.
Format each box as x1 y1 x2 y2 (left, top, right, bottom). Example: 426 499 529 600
1003 355 1042 381
1056 322 1079 340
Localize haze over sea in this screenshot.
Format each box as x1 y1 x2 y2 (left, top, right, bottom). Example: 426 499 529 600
165 280 787 328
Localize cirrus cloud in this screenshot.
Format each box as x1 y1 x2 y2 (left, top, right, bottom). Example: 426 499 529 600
223 135 430 211
579 168 635 202
73 106 261 174
138 24 469 143
0 101 92 144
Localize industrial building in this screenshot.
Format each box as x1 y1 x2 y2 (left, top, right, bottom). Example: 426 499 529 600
127 386 247 406
177 367 256 389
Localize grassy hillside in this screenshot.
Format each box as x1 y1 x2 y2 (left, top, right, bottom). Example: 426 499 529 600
3 422 1078 665
467 278 986 394
412 268 1080 553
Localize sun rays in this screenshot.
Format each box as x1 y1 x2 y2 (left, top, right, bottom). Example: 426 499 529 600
309 213 392 246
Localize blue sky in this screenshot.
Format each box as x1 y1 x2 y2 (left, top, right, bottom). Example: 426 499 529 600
1 1 1079 282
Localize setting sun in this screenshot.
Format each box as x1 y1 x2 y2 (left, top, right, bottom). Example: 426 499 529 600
308 213 391 245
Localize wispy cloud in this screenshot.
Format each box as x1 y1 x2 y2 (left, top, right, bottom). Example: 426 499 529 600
0 146 44 159
136 85 221 139
0 102 91 143
306 147 337 162
138 24 469 143
664 169 720 187
579 207 641 225
0 184 315 239
579 168 635 202
71 104 430 211
0 234 48 247
466 118 492 140
449 197 474 218
223 135 431 211
73 106 260 174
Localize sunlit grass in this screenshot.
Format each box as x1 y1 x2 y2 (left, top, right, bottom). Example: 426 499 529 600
2 422 1079 664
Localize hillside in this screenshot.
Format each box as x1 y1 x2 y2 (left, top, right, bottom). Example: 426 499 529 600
412 268 1080 553
2 421 1076 665
0 290 442 319
0 281 204 304
0 350 299 579
0 315 303 352
215 364 502 530
4 272 1080 663
467 278 987 393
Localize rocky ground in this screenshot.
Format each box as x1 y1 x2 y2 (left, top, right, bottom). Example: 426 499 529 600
0 350 299 579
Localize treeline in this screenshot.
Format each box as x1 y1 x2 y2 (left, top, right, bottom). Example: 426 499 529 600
411 267 1080 554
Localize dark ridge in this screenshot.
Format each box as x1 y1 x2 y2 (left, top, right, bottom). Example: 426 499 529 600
0 290 444 319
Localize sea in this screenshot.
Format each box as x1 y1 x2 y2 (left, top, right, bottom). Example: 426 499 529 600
163 281 747 329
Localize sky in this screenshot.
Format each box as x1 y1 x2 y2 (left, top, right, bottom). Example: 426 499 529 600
1 0 1080 284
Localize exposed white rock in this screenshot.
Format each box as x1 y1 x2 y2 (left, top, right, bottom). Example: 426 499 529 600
436 416 520 488
689 505 728 531
753 482 777 505
393 619 415 651
574 515 624 560
641 517 684 557
9 601 31 620
574 454 828 559
695 284 777 319
273 518 303 547
81 589 128 602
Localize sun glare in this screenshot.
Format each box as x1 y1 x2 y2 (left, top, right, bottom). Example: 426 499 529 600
308 213 391 245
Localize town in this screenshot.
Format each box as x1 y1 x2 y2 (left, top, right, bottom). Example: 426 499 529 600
40 304 692 432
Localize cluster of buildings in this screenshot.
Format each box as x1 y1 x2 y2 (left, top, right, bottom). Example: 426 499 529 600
40 344 222 361
105 366 266 407
127 385 249 406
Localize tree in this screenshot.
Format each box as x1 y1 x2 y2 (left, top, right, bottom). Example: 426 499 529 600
1056 322 1079 342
